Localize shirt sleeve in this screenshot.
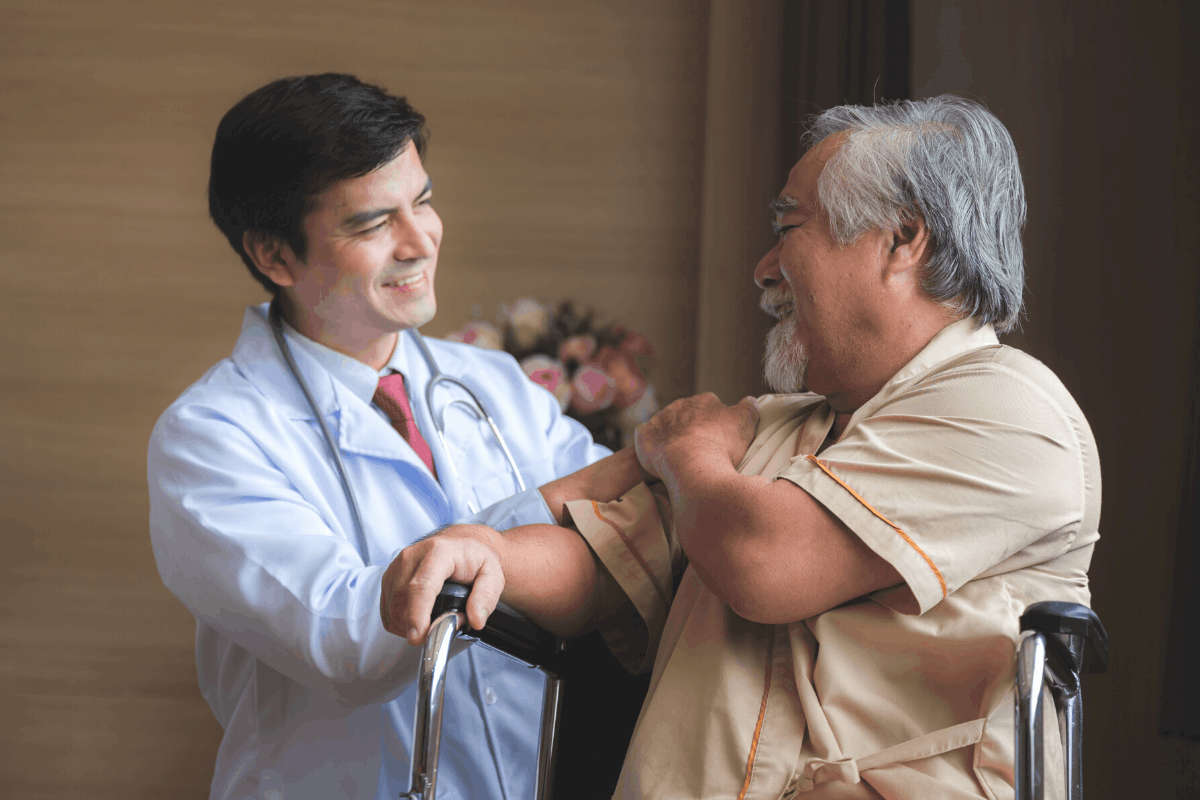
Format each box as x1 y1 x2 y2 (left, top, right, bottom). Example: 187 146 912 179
775 358 1090 615
562 483 681 673
467 486 557 530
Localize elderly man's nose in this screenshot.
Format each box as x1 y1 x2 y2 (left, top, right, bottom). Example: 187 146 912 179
754 247 781 289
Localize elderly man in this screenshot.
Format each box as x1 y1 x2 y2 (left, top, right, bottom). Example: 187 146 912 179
388 95 1099 799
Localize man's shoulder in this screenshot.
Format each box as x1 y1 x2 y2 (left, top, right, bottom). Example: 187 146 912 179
150 357 274 443
871 342 1099 492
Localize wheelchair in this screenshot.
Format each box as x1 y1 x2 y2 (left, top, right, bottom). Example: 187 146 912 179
405 586 1110 800
1015 602 1109 800
404 583 565 800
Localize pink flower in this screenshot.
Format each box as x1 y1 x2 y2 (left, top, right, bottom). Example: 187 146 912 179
570 365 616 413
520 355 570 410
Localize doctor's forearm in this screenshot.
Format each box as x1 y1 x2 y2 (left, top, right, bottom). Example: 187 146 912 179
539 447 655 525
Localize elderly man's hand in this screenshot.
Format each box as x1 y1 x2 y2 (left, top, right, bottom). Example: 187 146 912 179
380 524 506 646
634 393 760 481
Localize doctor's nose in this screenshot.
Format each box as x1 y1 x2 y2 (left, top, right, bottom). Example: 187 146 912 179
754 243 782 289
392 213 442 262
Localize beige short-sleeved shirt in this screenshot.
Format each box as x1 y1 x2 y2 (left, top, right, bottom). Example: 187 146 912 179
564 319 1100 800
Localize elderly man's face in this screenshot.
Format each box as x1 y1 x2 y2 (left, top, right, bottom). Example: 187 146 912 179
754 133 889 401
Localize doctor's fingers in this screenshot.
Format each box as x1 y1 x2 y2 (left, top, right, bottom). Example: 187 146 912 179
384 538 506 645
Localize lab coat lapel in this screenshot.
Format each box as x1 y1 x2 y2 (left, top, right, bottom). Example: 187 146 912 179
232 304 340 419
232 305 468 513
233 304 417 464
337 385 432 466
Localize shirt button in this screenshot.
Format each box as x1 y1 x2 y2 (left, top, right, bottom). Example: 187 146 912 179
483 687 498 705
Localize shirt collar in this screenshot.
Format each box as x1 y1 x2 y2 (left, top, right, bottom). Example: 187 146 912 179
885 317 999 387
846 317 1000 426
277 318 411 404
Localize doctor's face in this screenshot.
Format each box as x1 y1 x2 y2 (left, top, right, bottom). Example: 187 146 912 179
285 142 442 355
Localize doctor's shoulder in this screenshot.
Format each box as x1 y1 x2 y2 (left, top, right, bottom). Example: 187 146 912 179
149 357 285 448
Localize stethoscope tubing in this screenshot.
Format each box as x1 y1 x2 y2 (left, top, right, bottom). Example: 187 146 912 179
267 303 527 559
268 302 372 560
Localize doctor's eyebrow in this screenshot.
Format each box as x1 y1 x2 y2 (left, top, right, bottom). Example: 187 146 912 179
341 178 434 229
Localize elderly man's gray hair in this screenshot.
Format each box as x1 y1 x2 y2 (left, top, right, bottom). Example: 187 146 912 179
804 95 1026 333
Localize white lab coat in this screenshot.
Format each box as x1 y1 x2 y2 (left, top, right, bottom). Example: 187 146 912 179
148 304 610 800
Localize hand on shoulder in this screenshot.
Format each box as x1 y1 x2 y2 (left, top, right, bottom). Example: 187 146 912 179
634 394 760 481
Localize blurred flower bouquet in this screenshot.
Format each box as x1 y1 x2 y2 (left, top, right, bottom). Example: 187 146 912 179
444 297 659 451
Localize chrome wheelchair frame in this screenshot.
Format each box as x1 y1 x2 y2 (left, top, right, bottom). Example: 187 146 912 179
1015 602 1109 800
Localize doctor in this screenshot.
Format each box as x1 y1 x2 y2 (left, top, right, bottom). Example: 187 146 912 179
148 73 645 800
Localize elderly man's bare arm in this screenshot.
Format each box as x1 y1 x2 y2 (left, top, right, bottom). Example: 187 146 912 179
635 394 901 624
381 446 685 645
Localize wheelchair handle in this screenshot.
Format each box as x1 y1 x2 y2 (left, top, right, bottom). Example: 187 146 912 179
432 581 564 674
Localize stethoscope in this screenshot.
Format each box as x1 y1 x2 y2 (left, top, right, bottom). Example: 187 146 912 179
267 302 527 559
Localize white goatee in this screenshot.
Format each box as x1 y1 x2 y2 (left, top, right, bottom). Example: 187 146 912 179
760 286 808 393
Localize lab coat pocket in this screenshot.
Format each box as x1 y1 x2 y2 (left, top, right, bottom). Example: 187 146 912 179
437 406 520 504
468 470 524 512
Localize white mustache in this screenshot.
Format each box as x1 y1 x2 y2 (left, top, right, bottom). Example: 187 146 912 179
759 286 794 319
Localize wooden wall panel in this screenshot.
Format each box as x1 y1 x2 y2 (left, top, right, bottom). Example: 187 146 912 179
0 1 708 796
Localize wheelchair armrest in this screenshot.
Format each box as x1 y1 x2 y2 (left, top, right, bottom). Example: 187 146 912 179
1020 601 1109 677
432 581 564 674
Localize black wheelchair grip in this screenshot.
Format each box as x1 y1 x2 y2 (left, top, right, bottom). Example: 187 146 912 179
1020 600 1109 675
432 581 563 673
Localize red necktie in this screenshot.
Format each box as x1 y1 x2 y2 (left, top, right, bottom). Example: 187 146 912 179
373 374 438 478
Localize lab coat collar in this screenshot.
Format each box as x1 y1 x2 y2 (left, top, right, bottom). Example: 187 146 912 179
230 304 417 461
229 305 468 504
232 303 339 418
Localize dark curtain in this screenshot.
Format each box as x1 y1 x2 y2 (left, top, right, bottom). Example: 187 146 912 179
781 0 911 173
1162 0 1200 743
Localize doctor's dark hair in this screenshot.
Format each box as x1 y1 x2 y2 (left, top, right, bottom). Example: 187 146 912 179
803 95 1026 333
208 73 428 295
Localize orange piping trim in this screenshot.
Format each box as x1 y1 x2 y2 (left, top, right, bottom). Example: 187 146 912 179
589 501 671 607
805 455 948 598
736 628 775 800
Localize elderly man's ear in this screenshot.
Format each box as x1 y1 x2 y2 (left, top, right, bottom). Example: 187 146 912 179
885 217 931 278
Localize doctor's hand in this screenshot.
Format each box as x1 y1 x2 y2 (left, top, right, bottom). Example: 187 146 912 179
380 524 507 646
634 393 760 482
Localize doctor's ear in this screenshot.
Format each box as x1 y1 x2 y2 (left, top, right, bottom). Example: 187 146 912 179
243 230 300 289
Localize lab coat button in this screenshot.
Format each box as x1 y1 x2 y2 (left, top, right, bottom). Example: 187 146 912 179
483 687 497 705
